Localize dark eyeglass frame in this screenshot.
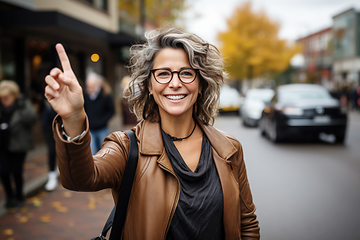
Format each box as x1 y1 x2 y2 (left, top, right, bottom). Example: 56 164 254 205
150 67 199 84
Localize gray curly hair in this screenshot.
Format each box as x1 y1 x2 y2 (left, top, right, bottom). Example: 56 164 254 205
123 27 226 125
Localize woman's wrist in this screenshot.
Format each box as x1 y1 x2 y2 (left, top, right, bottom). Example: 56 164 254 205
61 124 86 142
62 109 86 138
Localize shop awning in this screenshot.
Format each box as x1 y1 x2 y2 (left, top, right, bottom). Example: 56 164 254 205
0 10 140 46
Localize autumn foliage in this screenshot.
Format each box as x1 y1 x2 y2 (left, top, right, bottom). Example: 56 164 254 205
218 1 300 80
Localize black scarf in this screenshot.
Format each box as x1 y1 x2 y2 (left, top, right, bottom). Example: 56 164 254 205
161 130 224 240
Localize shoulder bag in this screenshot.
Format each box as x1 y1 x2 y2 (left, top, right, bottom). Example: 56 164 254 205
91 130 138 240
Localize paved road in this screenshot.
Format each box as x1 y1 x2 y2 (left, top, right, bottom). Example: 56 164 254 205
214 111 360 240
1 112 358 240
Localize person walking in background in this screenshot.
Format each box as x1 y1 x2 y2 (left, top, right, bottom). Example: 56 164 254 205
120 76 138 127
0 80 37 208
44 27 259 239
350 85 360 111
41 100 58 191
84 73 115 155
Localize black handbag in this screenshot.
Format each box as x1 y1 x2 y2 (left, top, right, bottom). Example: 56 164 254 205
91 130 138 240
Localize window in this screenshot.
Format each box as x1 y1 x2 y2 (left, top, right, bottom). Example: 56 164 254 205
0 38 15 80
81 0 108 11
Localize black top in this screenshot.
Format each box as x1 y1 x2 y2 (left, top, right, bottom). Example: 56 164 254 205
83 88 115 131
0 101 16 151
161 129 224 240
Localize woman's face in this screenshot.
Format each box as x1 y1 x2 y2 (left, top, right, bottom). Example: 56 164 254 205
0 94 16 108
148 48 201 120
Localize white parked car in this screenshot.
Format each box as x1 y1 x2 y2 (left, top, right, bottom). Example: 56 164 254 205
241 88 275 126
219 85 243 114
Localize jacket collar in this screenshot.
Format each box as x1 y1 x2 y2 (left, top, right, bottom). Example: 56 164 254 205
136 119 237 160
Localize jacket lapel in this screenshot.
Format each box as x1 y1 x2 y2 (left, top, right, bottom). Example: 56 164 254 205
137 120 163 155
197 120 237 160
137 120 175 173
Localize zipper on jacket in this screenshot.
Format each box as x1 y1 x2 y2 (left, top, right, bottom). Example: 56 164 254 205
158 163 180 240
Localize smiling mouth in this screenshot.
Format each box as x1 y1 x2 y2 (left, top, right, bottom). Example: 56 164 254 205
165 95 186 100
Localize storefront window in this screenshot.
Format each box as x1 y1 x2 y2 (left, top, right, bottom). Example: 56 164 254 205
333 10 357 59
82 0 108 11
0 38 15 80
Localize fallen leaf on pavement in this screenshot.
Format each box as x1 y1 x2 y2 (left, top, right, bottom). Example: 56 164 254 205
51 202 62 208
19 216 28 223
88 202 96 210
32 198 42 207
40 213 52 223
3 229 13 235
57 206 68 213
63 191 72 198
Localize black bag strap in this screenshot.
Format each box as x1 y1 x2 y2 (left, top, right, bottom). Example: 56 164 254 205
93 130 138 240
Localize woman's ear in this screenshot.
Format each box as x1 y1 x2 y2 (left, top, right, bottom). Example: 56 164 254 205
148 83 152 95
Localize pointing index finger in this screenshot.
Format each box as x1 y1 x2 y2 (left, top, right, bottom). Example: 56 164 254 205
55 43 72 73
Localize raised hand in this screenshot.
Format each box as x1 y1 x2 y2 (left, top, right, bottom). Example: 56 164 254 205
44 44 86 136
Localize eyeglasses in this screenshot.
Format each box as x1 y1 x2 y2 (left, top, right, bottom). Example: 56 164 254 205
150 68 198 84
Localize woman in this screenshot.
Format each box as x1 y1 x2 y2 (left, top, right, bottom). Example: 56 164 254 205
44 28 260 239
0 80 37 208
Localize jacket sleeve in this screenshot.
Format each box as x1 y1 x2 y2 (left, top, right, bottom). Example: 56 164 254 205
236 143 260 239
52 114 128 192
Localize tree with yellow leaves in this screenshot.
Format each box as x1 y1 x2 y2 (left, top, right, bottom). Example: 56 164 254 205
218 1 300 81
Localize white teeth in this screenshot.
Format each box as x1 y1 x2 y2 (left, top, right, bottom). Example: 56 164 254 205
166 95 186 100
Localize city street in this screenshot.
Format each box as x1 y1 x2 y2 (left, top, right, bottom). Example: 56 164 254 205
214 111 360 240
0 112 359 240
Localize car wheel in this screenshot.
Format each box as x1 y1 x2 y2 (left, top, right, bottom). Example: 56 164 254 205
242 118 248 127
269 120 283 143
259 119 266 137
335 132 345 144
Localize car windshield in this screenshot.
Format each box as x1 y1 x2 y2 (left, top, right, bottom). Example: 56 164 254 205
247 91 274 102
279 89 332 102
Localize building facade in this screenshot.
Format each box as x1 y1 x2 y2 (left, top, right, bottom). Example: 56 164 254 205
332 8 360 90
0 0 138 102
296 27 334 90
0 0 140 143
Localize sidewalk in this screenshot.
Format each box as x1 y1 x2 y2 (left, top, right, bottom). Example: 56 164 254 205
0 184 114 239
0 113 137 239
0 140 116 239
0 144 49 217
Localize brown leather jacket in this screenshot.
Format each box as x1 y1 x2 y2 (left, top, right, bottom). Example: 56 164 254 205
53 116 260 240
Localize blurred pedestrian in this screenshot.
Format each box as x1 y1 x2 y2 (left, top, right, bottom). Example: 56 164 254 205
41 100 58 191
358 86 360 110
44 28 260 239
120 76 138 126
350 85 360 111
0 80 37 208
84 73 115 155
340 86 350 109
